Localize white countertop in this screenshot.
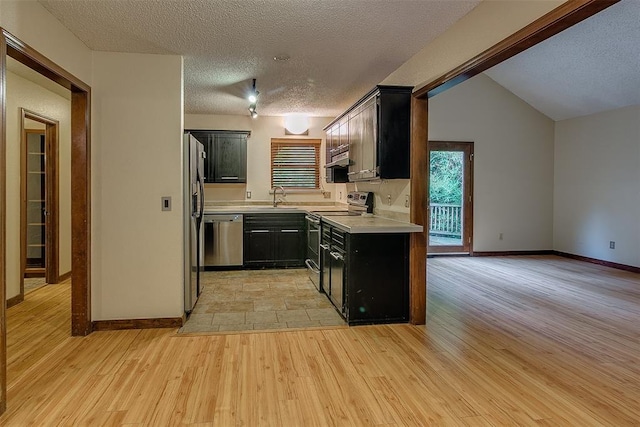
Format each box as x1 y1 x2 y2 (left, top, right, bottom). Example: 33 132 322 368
204 205 423 234
320 214 423 234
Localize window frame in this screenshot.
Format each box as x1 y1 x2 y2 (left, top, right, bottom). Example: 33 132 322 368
270 138 322 190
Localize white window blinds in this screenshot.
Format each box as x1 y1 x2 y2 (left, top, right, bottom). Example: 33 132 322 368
271 139 321 189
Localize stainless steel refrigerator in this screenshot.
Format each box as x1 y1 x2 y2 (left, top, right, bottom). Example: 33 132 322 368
184 133 206 313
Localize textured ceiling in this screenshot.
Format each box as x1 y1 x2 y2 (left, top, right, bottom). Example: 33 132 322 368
484 0 640 121
38 0 480 117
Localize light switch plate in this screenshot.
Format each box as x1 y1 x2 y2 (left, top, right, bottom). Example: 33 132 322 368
161 196 172 211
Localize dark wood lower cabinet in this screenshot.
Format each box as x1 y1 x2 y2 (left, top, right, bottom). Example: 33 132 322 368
322 224 410 325
243 213 306 268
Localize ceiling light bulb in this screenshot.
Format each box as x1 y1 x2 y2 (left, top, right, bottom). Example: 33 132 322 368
251 111 258 119
248 93 257 103
249 104 256 112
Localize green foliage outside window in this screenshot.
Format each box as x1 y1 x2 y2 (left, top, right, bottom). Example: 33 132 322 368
429 151 463 205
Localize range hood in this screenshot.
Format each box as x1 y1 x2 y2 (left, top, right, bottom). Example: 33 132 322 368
325 152 350 168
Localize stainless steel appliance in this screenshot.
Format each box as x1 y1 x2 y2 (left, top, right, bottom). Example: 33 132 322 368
184 133 206 313
204 214 244 267
304 213 321 290
311 191 374 217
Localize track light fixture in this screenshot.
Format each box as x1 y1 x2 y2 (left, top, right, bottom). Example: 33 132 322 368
248 79 259 118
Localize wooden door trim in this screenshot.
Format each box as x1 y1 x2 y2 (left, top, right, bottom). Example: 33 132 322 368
1 27 92 415
21 109 60 289
427 141 474 255
409 0 619 325
409 96 427 324
0 28 7 416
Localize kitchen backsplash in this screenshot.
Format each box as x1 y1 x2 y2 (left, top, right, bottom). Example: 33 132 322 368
356 179 411 222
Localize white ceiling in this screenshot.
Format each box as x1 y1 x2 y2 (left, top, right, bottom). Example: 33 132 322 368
38 0 480 117
484 0 640 121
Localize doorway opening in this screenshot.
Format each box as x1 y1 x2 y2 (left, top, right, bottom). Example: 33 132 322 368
20 110 60 297
427 141 474 254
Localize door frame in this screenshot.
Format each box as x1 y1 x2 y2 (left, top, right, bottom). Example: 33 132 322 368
1 28 92 414
427 141 474 255
408 0 620 324
20 109 60 290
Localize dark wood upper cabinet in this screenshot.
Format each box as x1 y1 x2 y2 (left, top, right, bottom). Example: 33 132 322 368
187 130 248 183
324 85 413 182
213 133 247 183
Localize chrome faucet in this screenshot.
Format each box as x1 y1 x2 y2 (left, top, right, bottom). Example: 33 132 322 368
272 186 286 207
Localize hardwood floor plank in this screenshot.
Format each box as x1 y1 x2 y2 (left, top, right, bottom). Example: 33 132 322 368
1 256 638 425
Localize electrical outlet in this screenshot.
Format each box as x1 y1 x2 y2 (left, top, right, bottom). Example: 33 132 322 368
499 233 503 240
405 195 409 208
339 191 342 200
609 241 615 249
246 191 251 199
161 196 171 211
323 191 331 199
387 194 391 206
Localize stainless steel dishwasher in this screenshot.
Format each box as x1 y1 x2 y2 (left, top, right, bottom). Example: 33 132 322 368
203 214 244 267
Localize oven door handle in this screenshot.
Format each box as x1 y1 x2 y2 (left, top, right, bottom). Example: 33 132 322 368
305 259 320 274
319 243 330 250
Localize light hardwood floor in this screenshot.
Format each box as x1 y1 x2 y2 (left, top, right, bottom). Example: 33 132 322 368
1 256 638 425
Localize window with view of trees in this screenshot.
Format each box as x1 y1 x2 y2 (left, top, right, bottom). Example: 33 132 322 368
271 138 321 189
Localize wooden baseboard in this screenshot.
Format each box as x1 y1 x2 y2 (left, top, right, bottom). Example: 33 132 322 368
554 251 640 274
92 316 184 331
58 270 72 282
7 293 24 308
472 250 554 257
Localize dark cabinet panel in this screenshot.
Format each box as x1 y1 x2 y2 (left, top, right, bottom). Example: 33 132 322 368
244 229 272 266
323 85 412 182
243 213 306 268
186 131 248 183
275 228 305 265
320 222 409 325
345 233 409 325
213 134 247 183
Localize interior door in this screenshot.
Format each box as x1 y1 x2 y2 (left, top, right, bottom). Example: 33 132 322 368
427 141 474 254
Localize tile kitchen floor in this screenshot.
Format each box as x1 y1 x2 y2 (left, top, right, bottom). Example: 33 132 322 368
179 268 346 334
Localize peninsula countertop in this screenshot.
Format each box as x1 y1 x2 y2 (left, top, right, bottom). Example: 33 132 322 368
320 214 423 234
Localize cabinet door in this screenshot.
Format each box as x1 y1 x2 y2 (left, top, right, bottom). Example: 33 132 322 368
360 97 377 180
329 250 345 313
275 228 304 266
347 110 362 180
325 128 334 183
243 229 273 265
214 134 247 183
320 238 331 296
189 132 215 183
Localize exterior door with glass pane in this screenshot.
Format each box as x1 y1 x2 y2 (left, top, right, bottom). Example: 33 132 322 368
428 141 473 254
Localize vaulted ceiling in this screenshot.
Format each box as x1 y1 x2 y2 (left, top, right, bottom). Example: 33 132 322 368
484 0 640 121
38 0 480 117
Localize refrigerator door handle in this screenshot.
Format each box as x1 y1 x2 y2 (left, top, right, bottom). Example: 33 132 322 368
198 173 205 221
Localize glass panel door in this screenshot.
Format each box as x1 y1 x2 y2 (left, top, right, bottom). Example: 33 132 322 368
428 141 473 254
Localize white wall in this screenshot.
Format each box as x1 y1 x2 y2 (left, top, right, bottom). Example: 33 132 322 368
429 74 555 252
184 114 336 203
554 106 640 267
0 0 93 85
5 70 72 299
91 52 184 320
